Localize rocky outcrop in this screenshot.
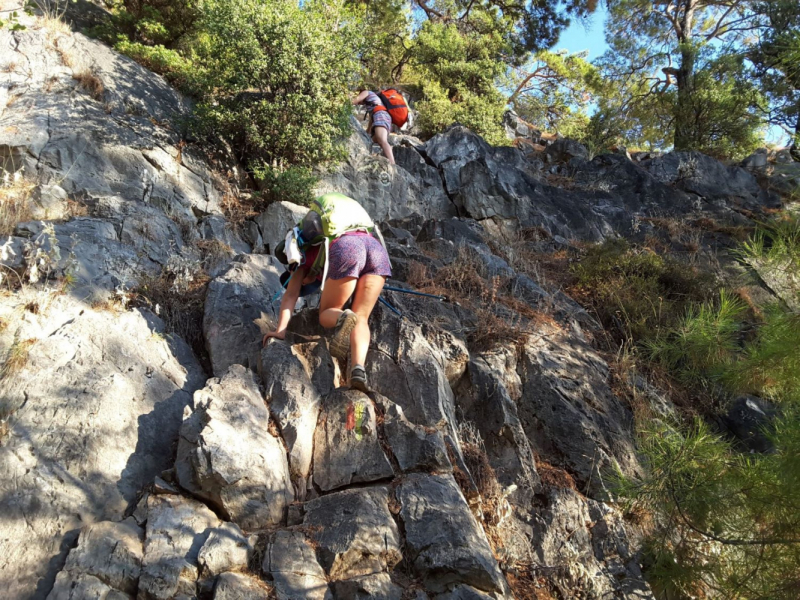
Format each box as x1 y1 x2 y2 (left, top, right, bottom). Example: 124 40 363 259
263 530 332 600
313 389 394 491
203 254 284 376
0 299 204 600
175 365 293 529
399 473 506 594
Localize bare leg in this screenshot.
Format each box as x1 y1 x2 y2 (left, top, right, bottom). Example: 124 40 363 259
372 126 395 165
319 276 358 328
349 274 386 367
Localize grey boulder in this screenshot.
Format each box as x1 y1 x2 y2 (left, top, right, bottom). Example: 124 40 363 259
46 518 143 599
214 572 272 600
398 473 506 594
204 254 284 375
176 364 293 529
263 530 332 600
304 486 402 581
138 494 221 600
313 389 394 492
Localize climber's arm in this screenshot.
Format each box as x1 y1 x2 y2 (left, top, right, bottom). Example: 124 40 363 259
352 90 369 105
263 267 306 344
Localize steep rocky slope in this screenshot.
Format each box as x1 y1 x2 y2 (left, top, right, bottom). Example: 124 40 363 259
0 13 791 600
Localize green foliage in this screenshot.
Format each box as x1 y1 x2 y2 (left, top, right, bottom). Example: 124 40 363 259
251 164 317 207
190 0 359 170
741 214 800 270
509 50 598 137
101 0 200 47
410 20 510 143
113 40 199 93
571 239 717 342
725 307 800 404
643 291 745 385
597 1 766 157
615 416 800 599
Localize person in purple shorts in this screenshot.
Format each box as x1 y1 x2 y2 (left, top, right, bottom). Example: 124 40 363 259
352 90 395 164
263 224 392 392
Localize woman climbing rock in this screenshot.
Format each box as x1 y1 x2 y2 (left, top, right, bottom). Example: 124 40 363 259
352 89 410 165
263 193 392 392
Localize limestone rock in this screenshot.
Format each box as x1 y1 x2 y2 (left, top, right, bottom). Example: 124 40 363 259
30 184 70 220
530 487 653 599
138 494 221 600
263 530 332 600
313 389 394 492
546 137 589 163
304 486 402 581
176 365 293 529
46 518 143 599
47 573 133 600
204 254 284 375
260 340 326 496
255 201 308 255
0 236 25 270
314 118 453 221
0 304 204 600
379 399 451 474
197 522 252 577
0 27 221 217
214 572 272 600
398 473 506 594
517 333 641 496
330 573 404 600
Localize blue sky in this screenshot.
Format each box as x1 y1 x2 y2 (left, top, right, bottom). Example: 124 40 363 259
554 8 609 61
551 6 786 146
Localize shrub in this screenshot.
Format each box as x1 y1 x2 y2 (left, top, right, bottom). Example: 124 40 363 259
643 291 745 385
570 239 717 343
113 40 199 93
190 0 360 171
251 164 317 207
615 416 800 599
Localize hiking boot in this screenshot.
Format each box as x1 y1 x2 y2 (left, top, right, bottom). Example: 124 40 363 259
349 365 369 392
330 309 358 360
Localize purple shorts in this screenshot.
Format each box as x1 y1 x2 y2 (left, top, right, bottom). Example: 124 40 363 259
370 109 392 132
328 233 392 280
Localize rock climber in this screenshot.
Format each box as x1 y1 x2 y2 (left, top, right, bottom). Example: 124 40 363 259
263 193 392 392
352 89 409 165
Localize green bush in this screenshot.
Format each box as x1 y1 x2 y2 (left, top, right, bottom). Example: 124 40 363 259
114 40 199 93
252 164 317 207
643 291 745 385
615 415 800 599
191 0 360 170
570 239 717 343
102 0 200 47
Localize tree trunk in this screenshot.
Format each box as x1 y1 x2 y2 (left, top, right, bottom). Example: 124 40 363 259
673 43 697 150
791 112 800 162
673 0 697 151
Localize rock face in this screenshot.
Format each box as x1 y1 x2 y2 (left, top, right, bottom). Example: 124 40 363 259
0 301 204 600
263 530 332 600
11 12 793 599
260 340 332 497
46 518 143 600
0 26 221 218
315 117 454 221
399 473 506 594
518 332 641 496
313 389 394 491
175 365 293 529
204 255 284 376
138 494 221 599
304 486 402 581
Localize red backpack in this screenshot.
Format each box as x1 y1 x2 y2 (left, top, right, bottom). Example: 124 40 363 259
376 89 409 128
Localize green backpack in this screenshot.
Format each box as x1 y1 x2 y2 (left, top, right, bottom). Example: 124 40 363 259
297 193 388 288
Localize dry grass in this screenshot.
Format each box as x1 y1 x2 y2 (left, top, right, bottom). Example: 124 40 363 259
406 248 549 352
73 69 104 102
196 238 235 274
506 568 559 600
535 456 577 491
0 176 35 236
1 338 35 381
